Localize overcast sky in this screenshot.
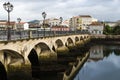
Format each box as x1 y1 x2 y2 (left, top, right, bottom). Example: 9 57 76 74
0 0 120 22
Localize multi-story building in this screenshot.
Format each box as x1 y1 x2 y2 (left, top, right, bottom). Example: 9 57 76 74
88 22 104 35
62 19 69 27
79 15 92 30
39 18 61 27
69 16 78 31
48 18 60 26
69 15 92 31
16 22 29 30
39 18 67 31
0 20 16 30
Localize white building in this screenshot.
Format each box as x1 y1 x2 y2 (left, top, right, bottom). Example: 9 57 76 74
79 15 92 30
62 19 69 27
105 21 116 28
39 18 61 27
16 22 29 30
48 18 60 26
92 18 98 22
88 22 104 35
24 23 29 30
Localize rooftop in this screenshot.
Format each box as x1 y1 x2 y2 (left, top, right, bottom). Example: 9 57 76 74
79 15 92 18
89 22 103 26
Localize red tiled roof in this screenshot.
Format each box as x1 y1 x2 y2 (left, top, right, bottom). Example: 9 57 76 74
52 26 69 28
89 22 103 26
79 15 92 18
0 21 15 25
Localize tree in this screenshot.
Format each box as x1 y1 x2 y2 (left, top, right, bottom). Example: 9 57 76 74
112 25 120 35
103 25 113 35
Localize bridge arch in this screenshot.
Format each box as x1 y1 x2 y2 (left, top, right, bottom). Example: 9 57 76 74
55 39 64 48
37 42 50 53
80 36 84 40
0 49 24 74
67 37 74 45
65 37 75 49
0 49 24 65
75 37 79 42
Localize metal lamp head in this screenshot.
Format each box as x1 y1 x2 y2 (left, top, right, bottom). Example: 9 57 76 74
60 17 63 23
3 2 13 12
17 18 21 23
42 12 47 19
3 2 7 8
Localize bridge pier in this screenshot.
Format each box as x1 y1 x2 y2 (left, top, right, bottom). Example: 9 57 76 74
75 40 84 48
39 50 57 62
56 46 69 55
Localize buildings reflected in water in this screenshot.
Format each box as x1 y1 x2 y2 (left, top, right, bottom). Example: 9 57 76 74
88 45 104 62
74 45 120 80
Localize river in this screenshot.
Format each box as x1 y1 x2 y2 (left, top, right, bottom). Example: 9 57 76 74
74 44 120 80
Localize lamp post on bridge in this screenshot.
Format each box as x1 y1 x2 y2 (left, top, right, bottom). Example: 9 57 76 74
42 12 47 37
3 2 13 41
17 18 22 39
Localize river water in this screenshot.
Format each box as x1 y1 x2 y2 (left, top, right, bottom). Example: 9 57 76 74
74 44 120 80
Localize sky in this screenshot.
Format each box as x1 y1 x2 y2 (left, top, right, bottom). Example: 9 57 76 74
0 0 120 22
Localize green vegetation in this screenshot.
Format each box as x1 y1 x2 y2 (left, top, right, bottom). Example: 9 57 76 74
103 25 113 35
103 25 120 35
112 25 120 35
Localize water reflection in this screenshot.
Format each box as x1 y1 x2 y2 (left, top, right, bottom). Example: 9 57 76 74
74 45 120 80
88 45 104 62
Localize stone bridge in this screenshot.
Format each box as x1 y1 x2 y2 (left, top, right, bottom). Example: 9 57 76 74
0 34 90 71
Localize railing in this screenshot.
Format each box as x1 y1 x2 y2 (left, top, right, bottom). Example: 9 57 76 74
0 30 89 41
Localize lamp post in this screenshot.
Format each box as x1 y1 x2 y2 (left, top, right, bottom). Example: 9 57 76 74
59 17 63 34
17 18 21 39
3 2 13 41
42 12 47 37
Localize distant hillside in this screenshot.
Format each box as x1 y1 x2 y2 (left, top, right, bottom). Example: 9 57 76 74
28 20 40 23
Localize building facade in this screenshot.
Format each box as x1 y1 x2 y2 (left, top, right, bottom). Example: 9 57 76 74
69 15 93 31
88 22 104 35
0 20 16 30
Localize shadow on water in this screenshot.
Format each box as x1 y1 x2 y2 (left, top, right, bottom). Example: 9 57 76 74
0 61 7 80
27 44 90 80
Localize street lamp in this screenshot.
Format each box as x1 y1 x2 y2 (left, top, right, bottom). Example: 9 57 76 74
59 17 63 34
42 12 47 37
3 2 13 41
17 18 21 39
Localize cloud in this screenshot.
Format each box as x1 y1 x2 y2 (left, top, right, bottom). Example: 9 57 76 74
0 0 120 22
